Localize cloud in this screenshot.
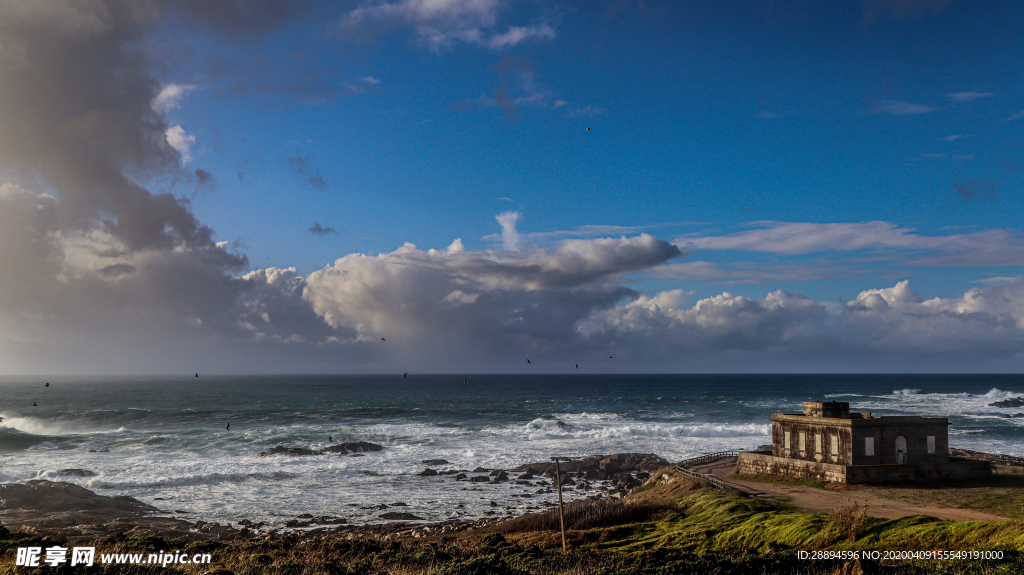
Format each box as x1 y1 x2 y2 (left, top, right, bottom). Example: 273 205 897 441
153 83 199 113
308 222 340 236
193 168 216 188
566 105 605 118
495 211 522 251
337 0 557 52
871 99 934 115
953 178 998 203
165 125 196 163
1008 109 1024 121
361 76 382 85
946 91 994 103
944 134 972 142
286 153 328 190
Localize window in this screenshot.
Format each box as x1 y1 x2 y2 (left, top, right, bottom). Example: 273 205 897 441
815 433 822 454
865 437 874 456
830 435 839 457
784 431 791 450
927 435 935 454
799 432 806 453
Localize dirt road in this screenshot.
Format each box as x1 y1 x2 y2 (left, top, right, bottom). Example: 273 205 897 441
687 458 1008 522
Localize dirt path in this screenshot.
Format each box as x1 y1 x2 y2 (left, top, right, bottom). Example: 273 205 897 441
687 458 1007 522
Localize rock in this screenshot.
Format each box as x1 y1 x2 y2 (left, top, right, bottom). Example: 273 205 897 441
454 473 467 481
473 467 489 473
380 512 424 521
1014 413 1024 418
421 459 449 465
488 469 502 476
554 421 570 430
390 502 407 507
583 470 599 481
524 467 540 475
518 473 533 480
493 471 509 482
322 442 384 454
419 468 438 476
297 513 313 519
57 469 96 477
469 476 490 483
258 446 318 457
351 453 365 457
990 397 1024 408
314 516 346 525
558 476 575 486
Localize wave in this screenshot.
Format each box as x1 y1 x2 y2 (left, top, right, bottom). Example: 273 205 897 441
892 388 922 396
0 414 127 436
0 427 50 451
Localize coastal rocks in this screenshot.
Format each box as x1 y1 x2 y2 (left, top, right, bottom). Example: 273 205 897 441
322 442 383 454
469 476 490 483
57 469 96 477
419 468 438 476
473 467 489 473
258 442 383 457
514 453 669 477
380 511 424 521
990 397 1024 408
453 473 467 481
421 459 449 465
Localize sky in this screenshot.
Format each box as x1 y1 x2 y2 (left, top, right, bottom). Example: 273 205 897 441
1 0 1024 374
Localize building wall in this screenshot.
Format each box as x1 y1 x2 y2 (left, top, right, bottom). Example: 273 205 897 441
849 422 949 465
772 420 853 465
737 452 991 484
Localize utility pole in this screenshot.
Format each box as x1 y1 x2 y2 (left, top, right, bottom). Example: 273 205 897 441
551 456 566 551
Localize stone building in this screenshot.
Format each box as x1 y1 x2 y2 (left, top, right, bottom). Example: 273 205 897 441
736 401 991 483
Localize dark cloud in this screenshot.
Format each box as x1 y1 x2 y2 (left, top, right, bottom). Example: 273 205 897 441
308 222 340 236
167 0 315 38
286 153 328 190
97 263 137 278
954 178 998 202
194 168 216 187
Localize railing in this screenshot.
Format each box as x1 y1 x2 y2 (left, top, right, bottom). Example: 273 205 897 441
676 451 739 469
673 451 740 491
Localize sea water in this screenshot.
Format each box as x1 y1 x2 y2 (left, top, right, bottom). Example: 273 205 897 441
1 374 1023 527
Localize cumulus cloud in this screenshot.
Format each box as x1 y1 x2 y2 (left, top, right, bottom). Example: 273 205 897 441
308 222 340 236
166 125 196 162
337 0 557 52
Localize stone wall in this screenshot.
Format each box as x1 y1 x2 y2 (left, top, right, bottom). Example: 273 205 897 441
737 452 992 484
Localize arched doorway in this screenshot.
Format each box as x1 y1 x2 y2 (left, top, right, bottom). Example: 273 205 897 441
895 436 907 464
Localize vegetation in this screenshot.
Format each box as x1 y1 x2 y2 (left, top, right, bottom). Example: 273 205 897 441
2 468 1023 574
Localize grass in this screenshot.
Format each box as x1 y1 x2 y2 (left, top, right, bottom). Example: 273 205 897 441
730 473 828 489
862 477 1024 521
2 467 1023 574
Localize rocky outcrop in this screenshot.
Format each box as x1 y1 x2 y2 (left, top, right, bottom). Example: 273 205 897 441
512 453 669 477
990 397 1024 408
380 512 424 521
258 442 383 457
57 469 96 477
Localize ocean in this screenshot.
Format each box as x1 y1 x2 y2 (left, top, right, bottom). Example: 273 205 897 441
2 374 1023 527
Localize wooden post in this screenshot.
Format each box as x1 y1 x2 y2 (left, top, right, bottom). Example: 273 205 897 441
552 456 566 551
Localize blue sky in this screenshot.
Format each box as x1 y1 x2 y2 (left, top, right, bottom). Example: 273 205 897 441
2 0 1024 373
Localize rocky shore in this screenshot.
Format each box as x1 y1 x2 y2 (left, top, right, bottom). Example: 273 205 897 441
0 452 669 543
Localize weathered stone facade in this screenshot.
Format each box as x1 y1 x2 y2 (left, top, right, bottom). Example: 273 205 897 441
737 401 991 484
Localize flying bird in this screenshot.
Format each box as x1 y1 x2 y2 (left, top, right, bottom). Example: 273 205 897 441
381 337 386 341
0 417 4 423
527 359 531 364
609 356 613 359
45 382 49 387
329 436 333 442
463 380 467 385
32 402 37 406
575 364 578 369
226 423 230 431
586 128 592 131
403 373 408 378
195 374 199 377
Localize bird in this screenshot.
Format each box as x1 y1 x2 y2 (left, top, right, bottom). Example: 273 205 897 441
45 382 49 387
586 127 592 131
329 436 333 442
609 356 613 359
575 364 578 369
381 337 386 341
403 373 408 378
32 402 37 406
527 359 531 364
226 423 230 431
0 417 4 423
463 380 467 385
195 373 198 377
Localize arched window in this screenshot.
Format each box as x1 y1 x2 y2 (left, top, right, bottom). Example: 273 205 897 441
895 435 907 464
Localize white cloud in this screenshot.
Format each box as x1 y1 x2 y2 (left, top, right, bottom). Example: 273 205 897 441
675 221 1024 267
153 83 198 113
495 211 521 251
946 91 994 103
165 125 196 163
1008 109 1024 121
360 76 382 85
872 99 934 115
486 23 555 49
338 0 556 52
